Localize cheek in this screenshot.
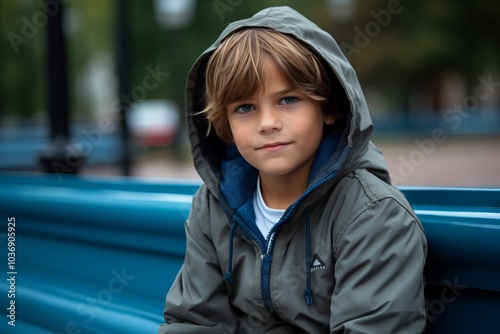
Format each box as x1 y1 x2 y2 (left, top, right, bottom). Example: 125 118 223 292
298 116 325 149
295 113 324 137
229 123 252 152
227 118 240 142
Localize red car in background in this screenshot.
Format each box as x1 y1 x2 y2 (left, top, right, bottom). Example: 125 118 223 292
129 100 180 148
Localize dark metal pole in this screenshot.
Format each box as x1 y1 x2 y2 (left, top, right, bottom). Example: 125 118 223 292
116 0 132 176
39 2 84 175
47 5 68 141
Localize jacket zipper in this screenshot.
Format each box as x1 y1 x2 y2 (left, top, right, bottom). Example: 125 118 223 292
259 166 344 316
260 230 277 315
233 213 280 316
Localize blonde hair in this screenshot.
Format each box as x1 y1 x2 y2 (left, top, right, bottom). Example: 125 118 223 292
202 28 339 142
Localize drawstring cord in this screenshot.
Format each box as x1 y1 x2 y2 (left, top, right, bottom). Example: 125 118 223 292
224 222 237 285
303 212 313 306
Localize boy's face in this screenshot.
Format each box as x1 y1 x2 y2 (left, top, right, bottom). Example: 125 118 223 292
226 58 334 182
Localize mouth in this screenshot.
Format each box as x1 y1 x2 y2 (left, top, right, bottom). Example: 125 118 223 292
258 142 290 151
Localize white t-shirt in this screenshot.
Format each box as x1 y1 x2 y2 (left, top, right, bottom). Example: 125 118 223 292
253 177 285 239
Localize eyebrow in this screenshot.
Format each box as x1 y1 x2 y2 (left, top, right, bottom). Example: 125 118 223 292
226 87 297 108
268 88 294 98
247 87 297 101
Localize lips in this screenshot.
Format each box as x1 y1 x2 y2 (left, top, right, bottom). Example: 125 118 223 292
258 142 290 151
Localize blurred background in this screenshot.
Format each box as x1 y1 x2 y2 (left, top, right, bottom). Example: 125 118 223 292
0 0 499 187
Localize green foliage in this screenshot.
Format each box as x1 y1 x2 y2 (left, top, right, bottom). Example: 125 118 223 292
1 0 47 119
1 0 498 122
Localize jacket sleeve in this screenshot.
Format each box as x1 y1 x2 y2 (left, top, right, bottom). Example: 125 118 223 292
159 186 237 334
330 197 427 334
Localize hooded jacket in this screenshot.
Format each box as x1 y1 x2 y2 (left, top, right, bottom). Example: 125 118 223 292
160 6 427 334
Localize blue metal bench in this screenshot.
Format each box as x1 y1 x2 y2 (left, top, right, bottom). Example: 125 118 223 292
0 173 499 333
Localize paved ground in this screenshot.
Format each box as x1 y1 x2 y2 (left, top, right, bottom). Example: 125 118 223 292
376 135 500 188
82 135 500 188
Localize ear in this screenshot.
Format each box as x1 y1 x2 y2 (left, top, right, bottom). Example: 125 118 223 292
324 114 335 125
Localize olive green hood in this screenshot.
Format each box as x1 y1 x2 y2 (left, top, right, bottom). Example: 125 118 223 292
185 6 390 199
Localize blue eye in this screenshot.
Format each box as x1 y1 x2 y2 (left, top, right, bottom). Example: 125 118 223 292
280 97 299 105
235 104 254 113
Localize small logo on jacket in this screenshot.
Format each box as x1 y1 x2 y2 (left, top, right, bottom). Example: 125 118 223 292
310 253 326 272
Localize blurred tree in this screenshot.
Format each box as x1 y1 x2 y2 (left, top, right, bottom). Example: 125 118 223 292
335 0 500 111
1 0 498 126
1 1 47 122
66 0 115 122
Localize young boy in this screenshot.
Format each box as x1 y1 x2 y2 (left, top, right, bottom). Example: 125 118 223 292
159 6 427 333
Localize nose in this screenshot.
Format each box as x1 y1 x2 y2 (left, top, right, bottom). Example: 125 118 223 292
257 105 282 134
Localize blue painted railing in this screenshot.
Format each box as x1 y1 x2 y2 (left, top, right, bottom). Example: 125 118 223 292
0 125 122 170
0 173 499 333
